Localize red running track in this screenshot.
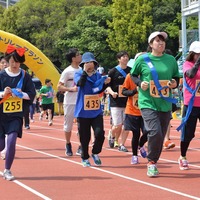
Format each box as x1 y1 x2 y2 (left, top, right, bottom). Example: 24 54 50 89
0 114 200 200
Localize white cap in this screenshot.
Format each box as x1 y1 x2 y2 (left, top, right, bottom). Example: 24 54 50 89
148 31 168 43
189 41 200 53
134 52 146 60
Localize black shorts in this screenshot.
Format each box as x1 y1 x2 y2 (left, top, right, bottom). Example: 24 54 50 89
124 114 146 133
0 117 23 138
41 103 53 111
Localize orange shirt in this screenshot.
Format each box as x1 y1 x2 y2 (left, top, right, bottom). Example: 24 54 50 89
122 73 141 116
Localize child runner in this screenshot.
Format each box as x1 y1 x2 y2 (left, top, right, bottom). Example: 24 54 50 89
0 44 36 180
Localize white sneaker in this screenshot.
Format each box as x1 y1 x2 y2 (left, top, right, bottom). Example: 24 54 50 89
131 156 139 164
48 121 53 126
178 156 189 170
39 114 43 121
1 152 5 160
3 169 14 181
118 145 128 152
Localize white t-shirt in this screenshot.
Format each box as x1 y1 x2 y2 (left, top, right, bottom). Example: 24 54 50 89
59 65 81 105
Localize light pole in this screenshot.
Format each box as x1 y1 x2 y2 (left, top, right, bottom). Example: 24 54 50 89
6 0 10 9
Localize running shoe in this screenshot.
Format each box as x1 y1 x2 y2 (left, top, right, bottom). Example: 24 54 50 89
25 125 30 130
65 143 73 156
108 130 114 148
82 159 91 167
139 146 147 158
48 121 53 126
178 156 189 170
39 114 43 121
114 140 119 148
118 145 128 152
147 162 159 177
131 156 139 164
164 140 175 149
91 154 102 166
1 152 5 160
3 169 14 181
76 146 82 156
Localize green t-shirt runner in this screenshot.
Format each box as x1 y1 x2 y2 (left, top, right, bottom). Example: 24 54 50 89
40 85 53 104
130 52 179 112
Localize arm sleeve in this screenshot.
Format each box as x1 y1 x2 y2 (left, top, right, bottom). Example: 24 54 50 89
122 87 137 97
172 77 180 89
131 75 142 87
75 71 88 87
185 64 199 78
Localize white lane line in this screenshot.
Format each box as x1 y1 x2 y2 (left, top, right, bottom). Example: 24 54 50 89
23 131 200 169
0 171 51 200
16 144 200 200
13 180 52 200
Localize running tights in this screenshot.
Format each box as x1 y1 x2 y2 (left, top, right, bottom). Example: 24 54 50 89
0 132 18 170
180 141 190 157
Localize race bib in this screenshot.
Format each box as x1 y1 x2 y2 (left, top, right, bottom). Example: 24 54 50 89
84 95 100 110
132 93 139 108
118 85 125 97
3 97 23 113
149 80 169 98
195 80 200 97
47 91 53 98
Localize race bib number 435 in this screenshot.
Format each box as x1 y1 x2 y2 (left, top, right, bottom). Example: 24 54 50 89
149 80 169 98
84 95 100 110
3 97 23 113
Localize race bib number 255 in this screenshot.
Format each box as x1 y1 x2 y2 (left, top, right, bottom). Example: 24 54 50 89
3 97 23 113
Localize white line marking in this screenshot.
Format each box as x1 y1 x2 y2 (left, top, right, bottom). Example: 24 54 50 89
16 144 200 200
0 171 51 200
25 131 200 169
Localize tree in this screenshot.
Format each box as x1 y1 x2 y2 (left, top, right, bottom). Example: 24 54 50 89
0 0 183 68
58 5 116 70
0 0 86 67
0 4 21 34
107 0 153 57
151 0 181 56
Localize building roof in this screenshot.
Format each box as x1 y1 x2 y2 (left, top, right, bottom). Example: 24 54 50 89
0 0 19 7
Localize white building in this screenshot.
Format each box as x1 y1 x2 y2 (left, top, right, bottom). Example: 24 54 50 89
181 0 200 55
0 0 19 8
